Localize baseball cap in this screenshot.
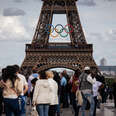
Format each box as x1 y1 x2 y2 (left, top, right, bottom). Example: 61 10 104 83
84 66 90 70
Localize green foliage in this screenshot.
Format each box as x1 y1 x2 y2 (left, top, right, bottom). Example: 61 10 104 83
105 78 115 87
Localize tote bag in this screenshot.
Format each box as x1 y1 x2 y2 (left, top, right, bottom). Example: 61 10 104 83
31 106 39 116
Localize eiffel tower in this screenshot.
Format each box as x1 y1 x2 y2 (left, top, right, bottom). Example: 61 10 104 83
21 0 97 76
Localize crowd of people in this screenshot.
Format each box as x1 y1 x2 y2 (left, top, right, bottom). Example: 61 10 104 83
0 65 116 116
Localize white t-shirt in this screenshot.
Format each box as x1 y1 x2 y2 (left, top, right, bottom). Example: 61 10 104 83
87 74 96 84
17 73 28 96
93 81 102 97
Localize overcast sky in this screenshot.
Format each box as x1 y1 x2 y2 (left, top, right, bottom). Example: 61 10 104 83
0 0 116 68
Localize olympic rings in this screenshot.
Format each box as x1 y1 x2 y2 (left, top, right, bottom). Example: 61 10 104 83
45 24 74 38
45 24 54 34
64 24 74 34
55 24 64 33
59 28 68 38
50 28 59 38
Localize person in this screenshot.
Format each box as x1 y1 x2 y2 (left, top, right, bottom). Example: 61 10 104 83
53 71 61 116
31 78 38 102
0 75 3 116
79 66 96 116
0 66 23 116
33 70 51 116
92 73 102 116
0 68 4 116
108 87 113 101
46 71 58 116
60 72 67 108
13 65 28 95
62 70 71 107
13 65 28 116
28 69 39 104
113 78 116 108
71 69 81 116
96 73 106 104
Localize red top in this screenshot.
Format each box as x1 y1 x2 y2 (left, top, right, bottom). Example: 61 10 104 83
71 76 80 93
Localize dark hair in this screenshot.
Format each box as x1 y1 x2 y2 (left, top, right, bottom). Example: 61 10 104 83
61 72 65 77
39 71 47 79
13 64 20 73
3 65 18 87
2 68 7 82
53 71 61 95
31 78 38 85
85 70 91 74
74 69 81 78
53 71 61 86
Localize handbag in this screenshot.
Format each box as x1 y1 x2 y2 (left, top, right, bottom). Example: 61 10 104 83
76 90 83 106
31 106 38 116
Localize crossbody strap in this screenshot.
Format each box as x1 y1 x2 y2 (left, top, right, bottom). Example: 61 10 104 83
79 72 85 90
1 80 18 96
9 87 18 96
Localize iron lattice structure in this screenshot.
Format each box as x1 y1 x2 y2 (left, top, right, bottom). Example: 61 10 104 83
21 0 97 76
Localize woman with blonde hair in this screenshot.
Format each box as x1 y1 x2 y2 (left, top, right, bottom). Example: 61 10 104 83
33 70 51 116
46 71 58 116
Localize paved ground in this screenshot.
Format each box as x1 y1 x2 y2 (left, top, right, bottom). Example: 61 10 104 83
26 102 116 116
59 103 116 116
2 101 116 116
58 103 116 116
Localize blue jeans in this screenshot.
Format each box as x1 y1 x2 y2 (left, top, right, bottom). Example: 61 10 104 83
56 95 60 114
4 98 21 116
36 104 49 116
12 96 26 116
81 93 95 116
20 96 26 116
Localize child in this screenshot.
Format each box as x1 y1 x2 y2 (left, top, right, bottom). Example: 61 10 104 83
31 78 38 102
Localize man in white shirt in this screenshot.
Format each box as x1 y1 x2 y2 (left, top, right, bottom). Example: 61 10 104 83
14 65 28 116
